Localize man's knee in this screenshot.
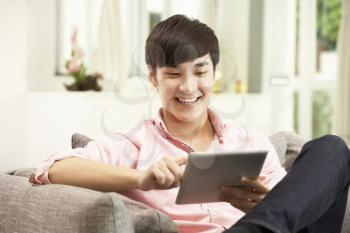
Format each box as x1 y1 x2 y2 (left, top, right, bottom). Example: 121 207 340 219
319 134 347 147
316 134 350 158
303 134 349 157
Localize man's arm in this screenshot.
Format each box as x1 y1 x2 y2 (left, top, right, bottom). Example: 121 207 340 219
48 157 143 192
47 155 187 192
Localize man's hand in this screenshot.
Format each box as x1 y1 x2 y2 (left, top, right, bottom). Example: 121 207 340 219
137 156 187 191
219 176 270 213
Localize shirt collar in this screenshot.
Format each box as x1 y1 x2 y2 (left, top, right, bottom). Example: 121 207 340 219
152 108 226 143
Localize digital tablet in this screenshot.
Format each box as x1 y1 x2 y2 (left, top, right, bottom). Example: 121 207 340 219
175 150 268 204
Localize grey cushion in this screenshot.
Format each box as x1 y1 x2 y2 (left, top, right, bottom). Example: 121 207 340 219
7 167 36 178
269 131 306 172
0 174 134 233
118 195 178 233
72 132 93 149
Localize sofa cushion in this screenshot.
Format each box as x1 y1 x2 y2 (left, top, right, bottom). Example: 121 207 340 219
0 174 134 233
118 195 178 233
7 167 36 178
269 131 306 172
72 132 93 149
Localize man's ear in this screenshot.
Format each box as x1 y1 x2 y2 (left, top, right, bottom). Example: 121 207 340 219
148 66 158 87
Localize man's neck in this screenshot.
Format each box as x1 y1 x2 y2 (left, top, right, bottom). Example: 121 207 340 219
161 110 213 144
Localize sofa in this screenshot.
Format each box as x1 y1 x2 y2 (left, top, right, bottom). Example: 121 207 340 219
0 131 349 233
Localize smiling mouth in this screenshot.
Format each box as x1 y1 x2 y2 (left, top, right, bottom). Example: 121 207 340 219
175 96 202 104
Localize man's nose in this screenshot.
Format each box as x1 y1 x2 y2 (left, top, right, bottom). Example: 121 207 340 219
179 75 197 93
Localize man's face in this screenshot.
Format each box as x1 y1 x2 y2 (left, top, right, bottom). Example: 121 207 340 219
149 53 214 123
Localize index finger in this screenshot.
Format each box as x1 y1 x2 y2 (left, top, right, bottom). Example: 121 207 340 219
240 177 269 193
175 156 187 166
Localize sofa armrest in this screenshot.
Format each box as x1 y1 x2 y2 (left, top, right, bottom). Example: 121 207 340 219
2 169 178 233
0 174 134 233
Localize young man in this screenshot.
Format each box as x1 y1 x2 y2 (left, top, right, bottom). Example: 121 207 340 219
33 15 350 233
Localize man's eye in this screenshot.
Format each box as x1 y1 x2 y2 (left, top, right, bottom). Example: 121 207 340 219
196 71 208 76
166 73 180 77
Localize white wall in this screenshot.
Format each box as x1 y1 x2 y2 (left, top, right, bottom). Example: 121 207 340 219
26 0 57 91
0 0 28 172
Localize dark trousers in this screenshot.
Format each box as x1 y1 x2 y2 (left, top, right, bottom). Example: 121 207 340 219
226 135 350 233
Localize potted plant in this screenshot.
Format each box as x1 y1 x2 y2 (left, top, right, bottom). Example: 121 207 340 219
64 28 103 91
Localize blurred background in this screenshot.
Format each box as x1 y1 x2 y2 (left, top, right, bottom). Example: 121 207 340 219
0 0 348 172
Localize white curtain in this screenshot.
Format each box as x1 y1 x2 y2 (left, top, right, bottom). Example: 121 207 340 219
94 0 130 91
333 0 350 144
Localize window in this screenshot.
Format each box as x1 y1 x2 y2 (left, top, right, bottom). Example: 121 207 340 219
294 0 341 139
316 0 341 80
56 0 103 75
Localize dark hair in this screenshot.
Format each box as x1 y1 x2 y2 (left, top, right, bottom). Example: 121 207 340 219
145 14 220 72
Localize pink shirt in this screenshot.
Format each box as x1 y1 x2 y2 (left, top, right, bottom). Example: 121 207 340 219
35 108 286 233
